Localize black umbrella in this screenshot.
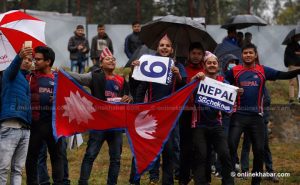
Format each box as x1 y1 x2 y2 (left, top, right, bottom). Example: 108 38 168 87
139 15 217 57
214 41 242 63
282 25 300 45
124 44 156 67
221 14 267 30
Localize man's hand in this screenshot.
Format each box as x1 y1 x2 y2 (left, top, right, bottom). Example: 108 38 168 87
237 88 244 95
131 60 140 66
120 95 133 103
77 44 84 50
191 72 205 81
19 47 33 59
171 66 182 81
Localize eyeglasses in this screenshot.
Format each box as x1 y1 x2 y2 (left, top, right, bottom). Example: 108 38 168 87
32 58 44 62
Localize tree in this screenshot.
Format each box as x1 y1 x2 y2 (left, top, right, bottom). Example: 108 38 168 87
276 0 300 24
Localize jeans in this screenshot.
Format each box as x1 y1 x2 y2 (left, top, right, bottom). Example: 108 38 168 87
38 139 70 185
192 126 234 185
26 121 64 185
215 114 232 173
179 111 193 184
0 125 30 185
129 157 160 185
129 130 175 185
78 131 123 185
228 113 264 185
240 122 274 173
71 60 86 74
241 132 251 172
172 123 180 178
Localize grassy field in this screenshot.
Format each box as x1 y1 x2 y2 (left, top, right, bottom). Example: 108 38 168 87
21 134 300 185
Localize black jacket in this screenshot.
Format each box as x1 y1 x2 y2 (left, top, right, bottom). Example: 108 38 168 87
90 70 129 100
284 41 300 67
68 33 89 61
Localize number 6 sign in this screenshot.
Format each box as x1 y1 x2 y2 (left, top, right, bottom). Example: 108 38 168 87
132 55 174 85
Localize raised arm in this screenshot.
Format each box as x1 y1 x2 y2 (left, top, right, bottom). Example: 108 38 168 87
66 71 92 86
6 47 32 80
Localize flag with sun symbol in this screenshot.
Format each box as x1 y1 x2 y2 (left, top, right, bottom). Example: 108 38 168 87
53 69 198 177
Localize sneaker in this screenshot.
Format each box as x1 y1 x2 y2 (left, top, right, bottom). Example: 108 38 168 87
235 163 240 172
211 165 216 174
149 179 159 185
214 172 222 179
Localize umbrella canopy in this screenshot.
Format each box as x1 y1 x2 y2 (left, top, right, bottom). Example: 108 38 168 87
221 14 267 30
0 10 46 71
125 44 156 67
139 15 217 57
214 41 242 62
282 25 300 45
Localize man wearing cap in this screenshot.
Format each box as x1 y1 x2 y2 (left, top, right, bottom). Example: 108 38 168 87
191 51 234 185
67 25 89 73
66 47 132 185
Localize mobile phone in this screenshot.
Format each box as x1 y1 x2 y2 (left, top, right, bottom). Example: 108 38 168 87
24 41 32 48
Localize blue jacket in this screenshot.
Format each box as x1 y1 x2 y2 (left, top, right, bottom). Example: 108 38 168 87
0 55 31 125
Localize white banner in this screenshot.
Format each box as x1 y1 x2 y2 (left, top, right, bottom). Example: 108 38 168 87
196 77 239 113
0 34 15 71
132 55 173 85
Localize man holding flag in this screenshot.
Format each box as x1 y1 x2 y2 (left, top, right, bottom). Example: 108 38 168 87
66 47 132 185
129 34 186 185
25 46 65 185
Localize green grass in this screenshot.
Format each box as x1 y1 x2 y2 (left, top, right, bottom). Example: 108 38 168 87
20 134 300 185
22 132 300 185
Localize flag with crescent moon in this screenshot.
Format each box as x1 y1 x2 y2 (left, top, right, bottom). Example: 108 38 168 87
53 70 198 177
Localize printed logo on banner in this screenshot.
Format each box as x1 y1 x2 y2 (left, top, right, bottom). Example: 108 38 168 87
132 55 174 85
196 77 238 113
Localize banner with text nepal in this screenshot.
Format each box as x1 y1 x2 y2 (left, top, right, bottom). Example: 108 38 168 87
53 70 198 176
196 77 239 113
132 54 173 85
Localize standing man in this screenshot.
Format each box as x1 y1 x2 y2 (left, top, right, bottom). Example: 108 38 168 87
68 25 89 73
226 43 300 185
237 32 244 48
26 46 64 185
284 35 300 103
191 52 234 185
129 35 186 185
67 47 132 185
222 27 238 46
124 21 143 59
243 32 253 46
179 42 205 185
90 24 114 66
0 47 32 185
